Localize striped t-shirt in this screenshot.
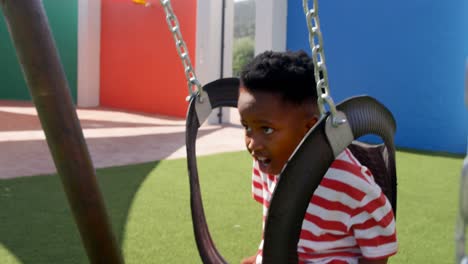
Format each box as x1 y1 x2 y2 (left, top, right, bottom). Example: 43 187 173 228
252 148 397 264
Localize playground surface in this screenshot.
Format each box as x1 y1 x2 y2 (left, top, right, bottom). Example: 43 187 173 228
0 100 245 179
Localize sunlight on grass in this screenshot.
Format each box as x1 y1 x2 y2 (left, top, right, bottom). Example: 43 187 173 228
0 244 21 264
391 151 463 264
121 152 261 263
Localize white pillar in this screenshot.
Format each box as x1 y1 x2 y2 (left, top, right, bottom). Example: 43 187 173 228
196 0 232 124
77 0 101 107
196 0 222 85
254 0 287 54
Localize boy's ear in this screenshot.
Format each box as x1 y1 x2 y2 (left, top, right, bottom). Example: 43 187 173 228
306 115 319 130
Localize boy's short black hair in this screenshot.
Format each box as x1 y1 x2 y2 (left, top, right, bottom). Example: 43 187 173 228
240 50 318 105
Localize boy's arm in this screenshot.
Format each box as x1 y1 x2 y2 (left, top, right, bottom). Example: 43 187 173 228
359 258 388 264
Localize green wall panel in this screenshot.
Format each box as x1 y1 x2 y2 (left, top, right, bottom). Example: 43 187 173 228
0 0 78 102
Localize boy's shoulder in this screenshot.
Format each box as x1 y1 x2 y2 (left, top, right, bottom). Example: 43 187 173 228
325 148 381 197
331 149 372 178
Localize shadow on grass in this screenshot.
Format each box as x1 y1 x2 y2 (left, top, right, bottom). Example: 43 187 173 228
0 124 232 264
0 161 157 264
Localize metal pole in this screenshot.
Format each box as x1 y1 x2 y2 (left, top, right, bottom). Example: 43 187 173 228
457 157 468 264
457 60 468 264
217 0 226 124
0 1 124 263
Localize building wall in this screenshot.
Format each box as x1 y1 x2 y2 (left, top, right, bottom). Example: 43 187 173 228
287 0 468 154
100 0 196 117
0 0 78 102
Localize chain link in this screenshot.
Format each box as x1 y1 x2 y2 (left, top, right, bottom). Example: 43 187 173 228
303 0 343 125
159 0 203 100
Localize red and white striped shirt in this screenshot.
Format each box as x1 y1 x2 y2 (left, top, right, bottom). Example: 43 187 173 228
252 148 397 264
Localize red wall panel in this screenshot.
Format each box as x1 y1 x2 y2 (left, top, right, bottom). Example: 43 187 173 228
100 0 196 117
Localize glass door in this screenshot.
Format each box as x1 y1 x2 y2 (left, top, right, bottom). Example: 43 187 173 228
230 0 255 77
221 0 256 124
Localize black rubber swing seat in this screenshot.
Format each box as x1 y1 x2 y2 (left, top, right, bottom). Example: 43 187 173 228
186 77 397 264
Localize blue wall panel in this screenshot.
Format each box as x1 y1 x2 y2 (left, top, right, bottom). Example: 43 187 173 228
287 0 468 154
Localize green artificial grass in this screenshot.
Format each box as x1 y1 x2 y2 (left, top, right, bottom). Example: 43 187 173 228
0 150 464 263
392 151 463 264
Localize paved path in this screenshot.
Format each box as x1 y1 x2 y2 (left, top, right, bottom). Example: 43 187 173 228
0 100 245 179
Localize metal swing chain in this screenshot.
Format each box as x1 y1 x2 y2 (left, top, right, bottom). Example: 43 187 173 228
159 0 203 101
303 0 344 125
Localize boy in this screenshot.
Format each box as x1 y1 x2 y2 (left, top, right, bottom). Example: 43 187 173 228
238 50 397 264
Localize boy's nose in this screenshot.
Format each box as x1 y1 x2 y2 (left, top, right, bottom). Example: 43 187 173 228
247 136 264 153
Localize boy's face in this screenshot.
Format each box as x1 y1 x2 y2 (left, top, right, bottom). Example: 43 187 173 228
238 86 318 175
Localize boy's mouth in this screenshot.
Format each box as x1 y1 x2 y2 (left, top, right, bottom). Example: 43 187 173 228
256 156 272 169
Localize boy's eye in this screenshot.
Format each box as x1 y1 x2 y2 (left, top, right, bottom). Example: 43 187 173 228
263 127 274 135
243 125 252 133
